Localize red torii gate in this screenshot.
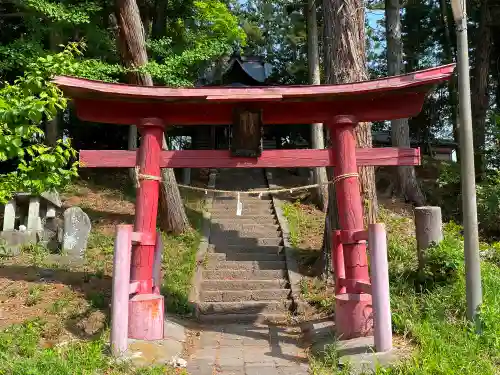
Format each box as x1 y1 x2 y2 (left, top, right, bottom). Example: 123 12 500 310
54 64 454 345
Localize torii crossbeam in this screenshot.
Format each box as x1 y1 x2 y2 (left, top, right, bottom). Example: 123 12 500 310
54 63 455 346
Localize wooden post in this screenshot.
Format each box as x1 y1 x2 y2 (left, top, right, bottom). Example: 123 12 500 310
128 118 164 340
332 230 346 295
182 168 191 185
111 224 133 357
329 116 372 340
414 206 443 270
369 223 392 352
152 232 163 295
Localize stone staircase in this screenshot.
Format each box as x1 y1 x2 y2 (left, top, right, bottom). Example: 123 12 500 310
198 168 292 323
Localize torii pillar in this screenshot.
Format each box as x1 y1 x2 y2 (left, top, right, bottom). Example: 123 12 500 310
330 116 373 339
128 118 165 340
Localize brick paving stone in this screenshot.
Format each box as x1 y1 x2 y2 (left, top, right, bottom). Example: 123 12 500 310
244 365 278 375
187 323 308 375
242 336 270 347
194 347 217 361
218 347 245 367
200 331 221 347
186 360 215 375
219 337 245 348
276 364 309 375
243 347 275 364
217 366 245 375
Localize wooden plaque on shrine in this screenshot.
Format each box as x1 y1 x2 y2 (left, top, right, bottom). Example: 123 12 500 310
230 108 263 158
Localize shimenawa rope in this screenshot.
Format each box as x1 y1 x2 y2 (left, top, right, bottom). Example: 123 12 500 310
134 167 359 214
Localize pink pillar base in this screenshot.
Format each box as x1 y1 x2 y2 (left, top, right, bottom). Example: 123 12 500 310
128 294 164 340
335 293 373 340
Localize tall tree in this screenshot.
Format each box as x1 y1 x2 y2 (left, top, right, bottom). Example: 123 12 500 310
306 0 328 211
151 0 168 39
323 0 378 223
438 0 459 149
115 0 190 234
385 0 425 205
471 0 492 179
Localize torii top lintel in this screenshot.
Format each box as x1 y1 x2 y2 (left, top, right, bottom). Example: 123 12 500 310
53 64 455 126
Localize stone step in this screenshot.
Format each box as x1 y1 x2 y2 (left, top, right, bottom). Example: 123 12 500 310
214 187 269 192
210 245 284 254
213 195 272 202
198 300 292 315
205 260 286 271
210 230 281 239
212 199 272 205
210 223 280 232
211 207 274 215
214 192 270 197
202 279 289 291
211 204 274 212
211 215 275 222
200 289 291 302
198 313 288 325
210 237 282 247
207 252 286 262
203 268 287 280
211 218 277 226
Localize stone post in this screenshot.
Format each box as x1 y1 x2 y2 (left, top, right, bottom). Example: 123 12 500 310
414 206 443 270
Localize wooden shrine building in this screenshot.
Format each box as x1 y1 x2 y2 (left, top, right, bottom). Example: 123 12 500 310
190 53 274 151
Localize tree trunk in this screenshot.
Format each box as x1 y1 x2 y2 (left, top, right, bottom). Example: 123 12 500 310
115 0 189 234
158 137 190 233
323 0 378 224
385 0 425 206
471 0 491 180
306 0 328 212
46 30 61 146
152 0 168 39
438 0 460 151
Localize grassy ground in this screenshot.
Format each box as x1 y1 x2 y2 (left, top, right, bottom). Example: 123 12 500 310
283 199 500 374
0 170 206 374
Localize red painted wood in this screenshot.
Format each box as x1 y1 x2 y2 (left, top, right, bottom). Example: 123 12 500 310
334 293 373 339
128 294 164 340
152 232 163 295
131 231 157 246
356 281 372 294
340 229 369 244
332 230 346 295
129 281 140 294
73 92 427 126
130 119 163 292
79 148 420 168
330 117 370 289
54 64 454 103
331 116 372 340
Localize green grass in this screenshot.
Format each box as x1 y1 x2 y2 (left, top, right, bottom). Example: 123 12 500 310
285 203 500 374
25 286 45 307
161 228 201 314
0 177 205 374
378 217 500 375
81 189 204 316
161 189 204 314
282 200 324 249
0 320 182 375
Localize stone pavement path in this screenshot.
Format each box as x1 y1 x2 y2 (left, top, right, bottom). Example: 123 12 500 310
187 323 309 375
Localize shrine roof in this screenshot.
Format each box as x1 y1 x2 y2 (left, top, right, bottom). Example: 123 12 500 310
53 64 455 125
